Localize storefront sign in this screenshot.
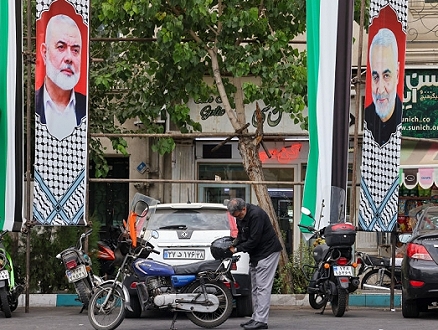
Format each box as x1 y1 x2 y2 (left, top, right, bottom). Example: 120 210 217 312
403 68 438 138
189 97 304 134
259 143 302 164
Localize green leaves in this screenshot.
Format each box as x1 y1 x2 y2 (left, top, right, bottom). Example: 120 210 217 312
90 0 360 158
151 137 176 155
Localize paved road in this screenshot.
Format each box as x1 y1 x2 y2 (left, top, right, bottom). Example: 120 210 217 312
2 305 438 330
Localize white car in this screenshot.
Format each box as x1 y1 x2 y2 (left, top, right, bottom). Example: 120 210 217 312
144 202 252 317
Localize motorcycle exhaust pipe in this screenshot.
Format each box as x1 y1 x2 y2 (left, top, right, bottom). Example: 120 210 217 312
351 278 360 288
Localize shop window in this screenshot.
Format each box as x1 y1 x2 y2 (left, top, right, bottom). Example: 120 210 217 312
199 185 248 203
199 163 248 181
202 144 232 159
89 157 129 232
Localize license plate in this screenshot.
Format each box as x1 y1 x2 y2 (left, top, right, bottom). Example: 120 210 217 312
163 249 205 260
333 266 353 276
66 264 87 283
0 270 9 280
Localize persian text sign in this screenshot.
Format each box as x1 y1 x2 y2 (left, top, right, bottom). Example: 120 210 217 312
403 68 438 139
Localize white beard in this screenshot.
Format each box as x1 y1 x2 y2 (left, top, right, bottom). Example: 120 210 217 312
46 59 80 91
373 90 396 120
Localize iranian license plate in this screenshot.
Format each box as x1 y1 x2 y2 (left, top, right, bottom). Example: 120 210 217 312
163 249 205 260
66 264 87 283
333 266 353 276
0 270 9 280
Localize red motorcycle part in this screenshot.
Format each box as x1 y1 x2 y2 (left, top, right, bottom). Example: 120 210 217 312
97 242 115 261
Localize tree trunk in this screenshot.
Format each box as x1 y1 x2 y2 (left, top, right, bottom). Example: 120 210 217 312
238 137 294 293
208 53 293 292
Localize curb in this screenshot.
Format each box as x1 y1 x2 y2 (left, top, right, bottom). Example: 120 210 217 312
270 293 401 308
19 292 402 308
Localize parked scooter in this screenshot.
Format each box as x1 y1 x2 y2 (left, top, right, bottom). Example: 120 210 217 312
0 230 24 318
300 206 360 317
88 193 236 330
56 229 102 312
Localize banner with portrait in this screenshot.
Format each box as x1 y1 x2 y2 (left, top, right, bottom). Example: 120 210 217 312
358 1 408 232
33 0 89 225
0 0 24 231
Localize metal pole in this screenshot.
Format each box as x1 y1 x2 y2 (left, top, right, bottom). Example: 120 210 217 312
350 0 366 226
25 0 33 313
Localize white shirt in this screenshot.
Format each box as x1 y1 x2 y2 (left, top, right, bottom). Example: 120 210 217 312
43 86 77 140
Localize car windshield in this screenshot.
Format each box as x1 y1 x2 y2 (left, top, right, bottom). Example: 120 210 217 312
418 207 438 232
147 209 230 230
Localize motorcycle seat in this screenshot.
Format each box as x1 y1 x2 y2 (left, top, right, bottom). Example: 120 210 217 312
173 259 222 275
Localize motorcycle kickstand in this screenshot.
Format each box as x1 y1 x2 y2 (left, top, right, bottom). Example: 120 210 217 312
80 304 86 314
169 312 178 330
319 301 328 315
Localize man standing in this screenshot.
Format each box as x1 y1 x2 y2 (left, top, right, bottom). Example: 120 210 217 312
35 14 86 141
359 27 403 231
227 198 282 330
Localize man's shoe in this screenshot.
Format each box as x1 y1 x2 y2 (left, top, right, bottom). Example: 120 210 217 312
240 319 255 327
243 321 268 329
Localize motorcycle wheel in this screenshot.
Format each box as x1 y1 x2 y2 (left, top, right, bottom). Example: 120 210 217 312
74 280 92 309
361 269 392 289
331 287 347 317
0 287 12 318
185 279 233 328
308 291 329 310
88 283 125 330
9 299 18 312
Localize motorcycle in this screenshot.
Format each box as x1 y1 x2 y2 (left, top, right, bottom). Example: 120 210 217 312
356 250 402 290
88 193 236 330
56 228 102 312
0 231 24 318
300 206 360 317
97 226 123 280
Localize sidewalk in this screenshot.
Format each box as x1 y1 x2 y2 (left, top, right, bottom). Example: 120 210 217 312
18 290 402 308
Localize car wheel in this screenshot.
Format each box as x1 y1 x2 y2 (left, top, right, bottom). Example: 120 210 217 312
402 295 419 318
234 295 253 317
125 294 142 318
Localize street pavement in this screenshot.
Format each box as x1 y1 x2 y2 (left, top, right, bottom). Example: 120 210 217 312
2 305 438 330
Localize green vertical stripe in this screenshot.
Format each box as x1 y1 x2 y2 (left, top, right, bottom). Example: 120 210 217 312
0 1 9 229
301 0 321 228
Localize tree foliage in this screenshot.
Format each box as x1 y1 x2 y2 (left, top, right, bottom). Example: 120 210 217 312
88 0 368 292
90 0 308 146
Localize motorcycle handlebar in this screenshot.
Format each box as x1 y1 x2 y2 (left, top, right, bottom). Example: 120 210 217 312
298 224 316 232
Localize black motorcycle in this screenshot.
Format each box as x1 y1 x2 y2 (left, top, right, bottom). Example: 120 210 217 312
300 207 360 317
56 229 102 312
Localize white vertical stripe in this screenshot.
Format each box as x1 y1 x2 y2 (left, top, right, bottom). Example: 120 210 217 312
5 0 17 231
315 0 339 228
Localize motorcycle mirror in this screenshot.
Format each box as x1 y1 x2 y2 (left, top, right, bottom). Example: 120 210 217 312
398 233 412 244
151 230 159 239
301 207 312 217
134 200 149 217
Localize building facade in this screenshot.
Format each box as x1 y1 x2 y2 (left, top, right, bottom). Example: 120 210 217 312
94 0 438 256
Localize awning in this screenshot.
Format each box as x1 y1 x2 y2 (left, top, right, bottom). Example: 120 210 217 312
400 139 438 189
